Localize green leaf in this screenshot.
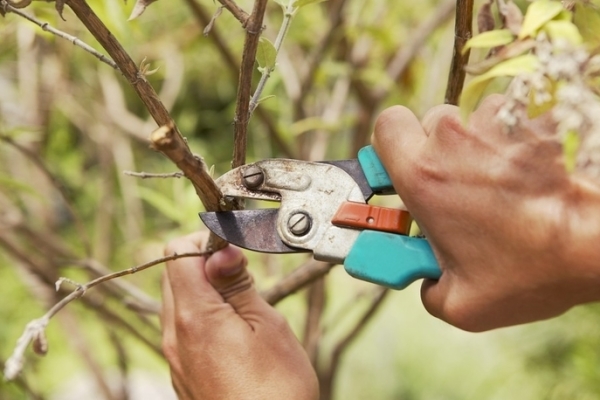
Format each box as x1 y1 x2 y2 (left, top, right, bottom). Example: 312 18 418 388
258 95 276 104
292 0 326 9
462 29 515 54
574 2 600 49
460 54 539 120
256 37 277 71
543 20 582 45
563 130 580 172
518 0 564 39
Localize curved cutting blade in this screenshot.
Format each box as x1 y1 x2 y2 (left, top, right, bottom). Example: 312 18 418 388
199 209 306 254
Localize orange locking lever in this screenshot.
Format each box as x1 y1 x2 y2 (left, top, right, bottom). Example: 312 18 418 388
331 202 412 235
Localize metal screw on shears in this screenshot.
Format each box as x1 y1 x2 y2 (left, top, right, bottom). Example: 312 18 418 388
288 212 312 236
242 165 264 189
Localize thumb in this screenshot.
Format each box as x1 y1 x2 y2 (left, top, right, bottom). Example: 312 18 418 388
204 245 271 318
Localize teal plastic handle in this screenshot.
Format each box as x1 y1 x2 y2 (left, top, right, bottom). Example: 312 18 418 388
344 231 441 290
357 145 394 193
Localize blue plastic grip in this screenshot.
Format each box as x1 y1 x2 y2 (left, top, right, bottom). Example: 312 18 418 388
357 145 394 193
344 231 441 290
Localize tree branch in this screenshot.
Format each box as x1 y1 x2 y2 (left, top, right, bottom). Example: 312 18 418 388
215 0 249 26
2 2 118 70
319 288 389 400
184 0 295 158
232 0 268 168
444 0 474 105
262 259 335 305
65 0 233 221
4 251 206 381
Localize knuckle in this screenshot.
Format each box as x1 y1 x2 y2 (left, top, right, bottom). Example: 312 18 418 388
270 311 290 332
161 337 178 363
373 105 410 139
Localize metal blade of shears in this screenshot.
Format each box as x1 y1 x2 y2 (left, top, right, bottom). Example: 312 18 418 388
199 209 308 254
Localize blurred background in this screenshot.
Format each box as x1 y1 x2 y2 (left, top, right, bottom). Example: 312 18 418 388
1 0 599 398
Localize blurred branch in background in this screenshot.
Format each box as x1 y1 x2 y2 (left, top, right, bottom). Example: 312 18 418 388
2 0 599 399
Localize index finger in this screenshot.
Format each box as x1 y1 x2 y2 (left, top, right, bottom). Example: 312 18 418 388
164 233 224 311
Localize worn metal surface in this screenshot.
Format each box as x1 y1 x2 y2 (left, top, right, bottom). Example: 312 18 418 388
322 159 373 200
199 209 302 254
209 159 366 263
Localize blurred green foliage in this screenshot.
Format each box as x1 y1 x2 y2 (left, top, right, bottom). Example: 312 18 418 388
1 0 599 399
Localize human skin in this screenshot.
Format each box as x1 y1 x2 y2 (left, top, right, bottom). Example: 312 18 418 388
160 232 319 400
372 94 600 332
160 94 600 398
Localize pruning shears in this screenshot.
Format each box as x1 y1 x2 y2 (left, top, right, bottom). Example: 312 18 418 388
200 146 441 290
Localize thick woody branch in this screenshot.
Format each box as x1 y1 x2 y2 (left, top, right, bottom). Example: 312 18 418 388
66 0 232 217
232 0 268 168
445 0 474 105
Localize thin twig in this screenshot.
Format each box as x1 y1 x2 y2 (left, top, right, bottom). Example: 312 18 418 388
0 233 163 361
249 4 296 114
232 0 269 169
1 1 119 70
445 0 474 105
216 0 249 26
4 251 206 381
184 0 295 158
123 170 184 179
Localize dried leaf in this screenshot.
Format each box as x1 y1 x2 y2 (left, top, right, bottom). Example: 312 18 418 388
256 37 277 72
518 0 564 39
460 54 539 120
463 29 515 54
500 1 524 35
203 6 223 36
478 0 496 33
128 0 158 20
32 330 48 356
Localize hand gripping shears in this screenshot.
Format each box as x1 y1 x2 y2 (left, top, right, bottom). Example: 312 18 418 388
200 146 441 290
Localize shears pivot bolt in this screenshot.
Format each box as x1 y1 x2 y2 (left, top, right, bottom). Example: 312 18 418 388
242 165 264 189
288 212 312 236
